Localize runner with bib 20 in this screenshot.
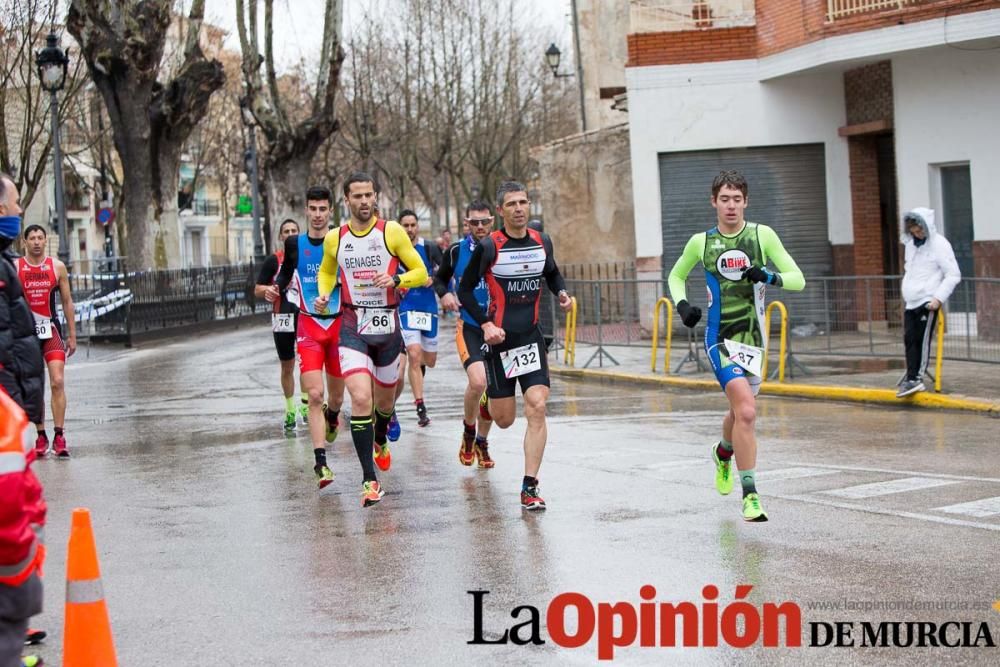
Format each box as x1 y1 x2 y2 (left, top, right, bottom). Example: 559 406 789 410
668 170 804 522
315 172 428 508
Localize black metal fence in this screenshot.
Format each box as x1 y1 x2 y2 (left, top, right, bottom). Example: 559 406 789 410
68 261 268 343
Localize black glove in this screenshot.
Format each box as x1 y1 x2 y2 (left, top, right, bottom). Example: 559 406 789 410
676 299 702 328
742 266 781 286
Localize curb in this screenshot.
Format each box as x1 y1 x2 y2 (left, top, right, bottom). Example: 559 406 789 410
551 367 1000 416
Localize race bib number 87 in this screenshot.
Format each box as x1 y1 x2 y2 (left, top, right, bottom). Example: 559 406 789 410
725 338 764 377
359 308 395 335
500 342 541 379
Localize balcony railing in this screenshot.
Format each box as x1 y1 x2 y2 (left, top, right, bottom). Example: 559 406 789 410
630 0 756 34
826 0 916 21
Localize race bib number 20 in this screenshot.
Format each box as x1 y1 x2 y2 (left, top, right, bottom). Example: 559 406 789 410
407 311 433 332
359 308 395 335
500 342 541 379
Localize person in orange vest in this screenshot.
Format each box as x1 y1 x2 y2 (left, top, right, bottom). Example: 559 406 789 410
0 390 47 667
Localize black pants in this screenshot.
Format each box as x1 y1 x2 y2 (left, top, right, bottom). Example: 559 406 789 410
0 574 42 667
903 304 938 382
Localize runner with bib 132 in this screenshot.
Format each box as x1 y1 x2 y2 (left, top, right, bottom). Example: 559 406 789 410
668 170 804 522
457 180 572 511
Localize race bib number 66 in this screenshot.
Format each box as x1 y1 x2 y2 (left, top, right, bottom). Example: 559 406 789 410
358 307 395 335
500 342 541 379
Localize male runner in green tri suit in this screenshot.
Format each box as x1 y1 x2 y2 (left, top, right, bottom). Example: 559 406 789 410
668 170 805 522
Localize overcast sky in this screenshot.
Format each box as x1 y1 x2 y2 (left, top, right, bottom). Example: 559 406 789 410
207 0 573 71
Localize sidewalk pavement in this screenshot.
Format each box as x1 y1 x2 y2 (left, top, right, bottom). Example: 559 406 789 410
549 341 999 415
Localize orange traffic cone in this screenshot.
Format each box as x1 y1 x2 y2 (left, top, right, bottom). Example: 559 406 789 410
63 508 118 666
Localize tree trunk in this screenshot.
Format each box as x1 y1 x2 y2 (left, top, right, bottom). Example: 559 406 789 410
67 0 224 270
266 155 313 227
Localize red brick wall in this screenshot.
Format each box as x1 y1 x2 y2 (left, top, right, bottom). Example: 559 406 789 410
973 240 1000 342
849 136 888 320
844 62 893 125
628 0 1000 67
627 27 756 67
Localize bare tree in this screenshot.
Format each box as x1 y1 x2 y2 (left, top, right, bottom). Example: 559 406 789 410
236 0 344 225
339 0 575 229
67 0 225 269
0 0 88 213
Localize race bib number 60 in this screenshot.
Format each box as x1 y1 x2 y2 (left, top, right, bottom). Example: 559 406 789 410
34 318 53 340
271 313 294 333
358 308 395 335
725 338 764 377
500 342 541 379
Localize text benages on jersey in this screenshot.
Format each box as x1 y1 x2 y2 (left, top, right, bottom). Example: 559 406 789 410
344 255 383 269
465 587 999 660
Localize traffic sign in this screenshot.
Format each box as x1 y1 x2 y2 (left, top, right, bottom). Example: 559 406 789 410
97 207 114 226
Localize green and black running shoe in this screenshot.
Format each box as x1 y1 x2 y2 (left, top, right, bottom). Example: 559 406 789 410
742 493 768 522
711 442 733 496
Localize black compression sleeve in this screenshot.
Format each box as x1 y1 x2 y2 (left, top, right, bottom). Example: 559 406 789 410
274 235 298 292
457 241 491 326
433 243 458 297
255 254 279 286
542 235 567 295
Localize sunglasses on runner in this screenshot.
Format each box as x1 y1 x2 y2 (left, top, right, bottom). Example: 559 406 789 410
466 218 493 227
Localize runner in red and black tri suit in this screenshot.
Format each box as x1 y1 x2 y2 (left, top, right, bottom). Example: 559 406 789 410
457 180 573 511
16 224 76 458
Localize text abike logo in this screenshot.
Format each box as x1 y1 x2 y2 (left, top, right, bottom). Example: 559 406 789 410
468 585 801 660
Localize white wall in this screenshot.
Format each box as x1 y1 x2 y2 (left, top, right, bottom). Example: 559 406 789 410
893 46 1000 241
626 61 852 264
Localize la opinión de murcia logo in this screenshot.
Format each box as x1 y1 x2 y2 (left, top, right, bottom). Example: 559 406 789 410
468 587 997 660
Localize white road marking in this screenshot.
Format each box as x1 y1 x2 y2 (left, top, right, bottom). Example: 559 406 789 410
782 460 1000 484
772 493 1000 533
934 496 1000 518
757 467 840 482
822 477 959 499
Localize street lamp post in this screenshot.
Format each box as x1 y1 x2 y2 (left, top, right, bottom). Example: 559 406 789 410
544 42 587 133
35 33 70 266
239 97 265 263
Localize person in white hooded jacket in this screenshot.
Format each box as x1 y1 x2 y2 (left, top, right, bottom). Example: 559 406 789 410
897 207 961 397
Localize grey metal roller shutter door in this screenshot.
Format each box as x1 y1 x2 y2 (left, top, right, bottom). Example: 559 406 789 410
659 144 831 327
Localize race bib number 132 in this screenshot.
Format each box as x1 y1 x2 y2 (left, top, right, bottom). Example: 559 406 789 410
500 342 541 379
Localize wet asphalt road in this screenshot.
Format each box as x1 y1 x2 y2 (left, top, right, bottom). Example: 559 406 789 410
30 321 1000 665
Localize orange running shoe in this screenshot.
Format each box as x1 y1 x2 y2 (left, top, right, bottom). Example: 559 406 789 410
474 439 495 469
459 432 476 466
373 442 391 471
362 480 385 507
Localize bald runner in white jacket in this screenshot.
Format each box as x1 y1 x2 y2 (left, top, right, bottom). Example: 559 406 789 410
897 207 961 397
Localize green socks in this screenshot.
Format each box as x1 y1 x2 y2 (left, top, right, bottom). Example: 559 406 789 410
740 468 757 498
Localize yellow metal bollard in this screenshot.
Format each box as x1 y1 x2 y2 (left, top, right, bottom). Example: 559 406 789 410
934 307 945 392
651 297 673 374
762 301 788 383
563 297 578 367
